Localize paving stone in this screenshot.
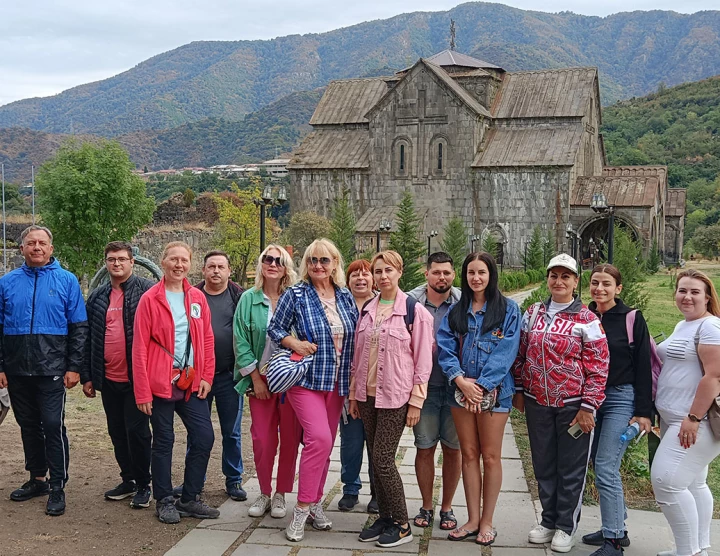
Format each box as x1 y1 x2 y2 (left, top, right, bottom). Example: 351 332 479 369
501 434 521 459
196 496 256 532
232 546 291 556
259 509 369 533
490 548 546 555
328 493 373 514
500 458 529 492
403 483 423 499
297 550 354 556
165 529 240 556
330 446 341 462
246 528 419 552
401 447 417 466
430 505 468 538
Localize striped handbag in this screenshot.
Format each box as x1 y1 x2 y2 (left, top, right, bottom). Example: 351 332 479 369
265 348 314 394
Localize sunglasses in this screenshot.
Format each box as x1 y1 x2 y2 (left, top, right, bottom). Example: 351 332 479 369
308 256 332 267
261 255 284 267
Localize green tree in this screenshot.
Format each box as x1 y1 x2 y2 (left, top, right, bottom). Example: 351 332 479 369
283 210 332 262
646 240 661 274
389 191 425 290
36 139 155 279
329 189 356 265
1 182 31 215
215 187 273 287
523 226 544 271
612 225 649 311
440 217 467 285
692 225 720 259
481 232 498 258
182 187 196 207
543 229 556 267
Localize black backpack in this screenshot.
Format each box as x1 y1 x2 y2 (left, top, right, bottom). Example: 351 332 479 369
360 296 417 334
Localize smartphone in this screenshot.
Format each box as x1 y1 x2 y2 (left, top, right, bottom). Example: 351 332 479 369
290 351 304 362
568 422 584 439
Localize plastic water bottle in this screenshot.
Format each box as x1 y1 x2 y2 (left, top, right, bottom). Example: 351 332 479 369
620 422 640 443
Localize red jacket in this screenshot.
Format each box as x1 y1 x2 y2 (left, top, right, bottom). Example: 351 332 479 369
132 278 215 405
511 297 609 411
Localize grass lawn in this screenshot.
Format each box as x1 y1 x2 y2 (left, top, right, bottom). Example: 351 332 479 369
513 262 720 516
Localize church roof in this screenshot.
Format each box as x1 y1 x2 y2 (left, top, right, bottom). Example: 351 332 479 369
493 68 597 119
666 188 687 217
423 61 492 118
309 78 389 125
571 175 661 207
424 50 503 71
287 129 369 169
472 126 583 167
602 165 667 184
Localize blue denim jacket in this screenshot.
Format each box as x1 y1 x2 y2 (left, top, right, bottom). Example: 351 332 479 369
436 298 521 409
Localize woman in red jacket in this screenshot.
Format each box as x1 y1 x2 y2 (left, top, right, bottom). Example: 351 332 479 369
133 241 218 524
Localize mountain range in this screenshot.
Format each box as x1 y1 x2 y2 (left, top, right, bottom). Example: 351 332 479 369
1 2 720 136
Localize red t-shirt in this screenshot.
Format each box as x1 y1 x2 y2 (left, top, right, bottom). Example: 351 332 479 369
104 288 129 383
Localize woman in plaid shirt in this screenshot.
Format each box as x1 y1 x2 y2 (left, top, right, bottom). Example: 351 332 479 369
268 239 358 542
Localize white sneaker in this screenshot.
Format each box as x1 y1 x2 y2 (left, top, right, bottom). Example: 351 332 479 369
308 502 332 530
270 493 286 518
528 524 555 544
248 494 271 517
550 530 575 553
285 505 310 541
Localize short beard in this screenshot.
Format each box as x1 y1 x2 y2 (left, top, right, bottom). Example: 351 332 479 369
430 283 451 295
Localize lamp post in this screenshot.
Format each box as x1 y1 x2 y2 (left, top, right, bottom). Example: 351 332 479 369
470 234 481 253
501 239 508 274
254 183 287 251
426 230 438 260
376 219 391 253
566 223 582 297
590 191 615 264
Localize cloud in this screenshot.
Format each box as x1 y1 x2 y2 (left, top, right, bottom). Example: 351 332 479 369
0 0 716 106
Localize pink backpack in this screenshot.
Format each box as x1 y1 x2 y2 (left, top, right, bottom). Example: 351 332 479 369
625 309 663 399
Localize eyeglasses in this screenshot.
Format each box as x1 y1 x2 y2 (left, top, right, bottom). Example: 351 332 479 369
308 256 332 267
106 257 131 264
261 255 284 267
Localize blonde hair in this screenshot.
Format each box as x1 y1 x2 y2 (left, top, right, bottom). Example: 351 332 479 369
254 244 297 293
370 250 404 274
299 238 346 288
676 269 720 317
162 241 193 261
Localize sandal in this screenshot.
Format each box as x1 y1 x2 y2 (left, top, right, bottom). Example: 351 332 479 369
439 509 457 530
448 527 479 541
475 528 498 546
413 507 433 528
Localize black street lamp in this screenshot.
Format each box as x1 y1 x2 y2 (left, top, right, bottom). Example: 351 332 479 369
470 234 481 253
500 239 508 274
376 219 391 253
254 183 287 251
590 192 615 264
426 230 438 260
566 223 582 297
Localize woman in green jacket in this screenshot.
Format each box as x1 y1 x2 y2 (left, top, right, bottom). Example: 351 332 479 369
234 244 300 519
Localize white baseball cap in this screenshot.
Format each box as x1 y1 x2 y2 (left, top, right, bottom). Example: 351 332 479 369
547 253 578 275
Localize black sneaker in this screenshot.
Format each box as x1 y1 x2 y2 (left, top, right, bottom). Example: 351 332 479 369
338 493 358 511
582 530 630 547
227 482 247 501
104 481 137 501
156 496 181 524
176 496 220 519
359 517 393 542
590 540 624 556
10 478 49 501
377 523 413 547
367 497 379 514
172 484 183 498
46 488 66 516
130 485 152 509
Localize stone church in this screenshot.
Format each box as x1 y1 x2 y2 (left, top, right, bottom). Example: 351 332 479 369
288 50 685 265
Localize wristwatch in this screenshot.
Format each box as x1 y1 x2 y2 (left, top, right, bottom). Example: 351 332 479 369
688 413 702 423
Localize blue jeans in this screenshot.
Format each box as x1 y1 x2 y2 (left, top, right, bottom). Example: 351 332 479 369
206 371 244 486
414 384 460 450
340 412 375 496
591 383 635 539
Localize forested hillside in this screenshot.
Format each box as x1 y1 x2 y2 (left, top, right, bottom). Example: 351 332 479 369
1 2 719 135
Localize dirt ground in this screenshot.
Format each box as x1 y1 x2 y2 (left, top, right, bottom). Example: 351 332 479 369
0 386 255 556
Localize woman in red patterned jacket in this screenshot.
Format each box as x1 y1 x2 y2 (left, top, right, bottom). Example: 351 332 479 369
511 254 609 554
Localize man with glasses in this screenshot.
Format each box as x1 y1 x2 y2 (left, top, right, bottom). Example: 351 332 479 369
83 241 155 508
194 251 246 501
0 225 88 516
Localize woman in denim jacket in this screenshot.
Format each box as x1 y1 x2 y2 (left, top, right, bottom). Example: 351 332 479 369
437 252 521 546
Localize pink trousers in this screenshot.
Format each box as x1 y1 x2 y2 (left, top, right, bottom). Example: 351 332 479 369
286 385 344 504
248 384 302 496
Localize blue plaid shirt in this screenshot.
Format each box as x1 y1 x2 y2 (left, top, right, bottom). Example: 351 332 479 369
268 282 358 395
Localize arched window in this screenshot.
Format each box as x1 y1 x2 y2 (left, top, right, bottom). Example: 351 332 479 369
430 135 448 177
393 137 411 179
400 144 405 172
437 143 443 171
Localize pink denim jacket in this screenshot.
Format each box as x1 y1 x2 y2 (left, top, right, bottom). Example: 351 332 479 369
350 290 434 409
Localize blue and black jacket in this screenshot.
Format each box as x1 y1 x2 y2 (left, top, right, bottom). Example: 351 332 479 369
0 258 88 377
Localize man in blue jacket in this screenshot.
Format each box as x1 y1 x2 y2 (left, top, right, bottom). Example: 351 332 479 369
0 225 88 516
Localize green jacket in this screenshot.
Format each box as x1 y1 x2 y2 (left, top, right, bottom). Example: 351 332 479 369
233 287 271 395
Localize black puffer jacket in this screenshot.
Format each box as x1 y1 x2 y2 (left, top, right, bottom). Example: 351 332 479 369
84 275 155 389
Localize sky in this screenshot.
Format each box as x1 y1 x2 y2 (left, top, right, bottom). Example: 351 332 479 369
0 0 715 107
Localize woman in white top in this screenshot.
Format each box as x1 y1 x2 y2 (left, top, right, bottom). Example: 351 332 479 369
653 269 720 556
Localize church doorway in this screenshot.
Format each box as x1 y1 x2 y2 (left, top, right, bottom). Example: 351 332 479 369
579 216 640 266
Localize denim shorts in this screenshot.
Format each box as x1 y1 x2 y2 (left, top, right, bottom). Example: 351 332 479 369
413 384 460 450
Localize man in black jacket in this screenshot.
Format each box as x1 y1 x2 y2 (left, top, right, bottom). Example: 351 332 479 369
83 241 155 509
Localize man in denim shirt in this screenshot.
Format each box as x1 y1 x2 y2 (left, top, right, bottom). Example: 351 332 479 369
407 252 462 531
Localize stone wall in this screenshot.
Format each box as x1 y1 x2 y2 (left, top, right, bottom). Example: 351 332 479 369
152 193 219 226
133 228 216 282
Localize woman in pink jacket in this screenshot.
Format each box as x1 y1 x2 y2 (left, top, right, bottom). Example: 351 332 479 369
133 241 218 525
349 250 434 548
